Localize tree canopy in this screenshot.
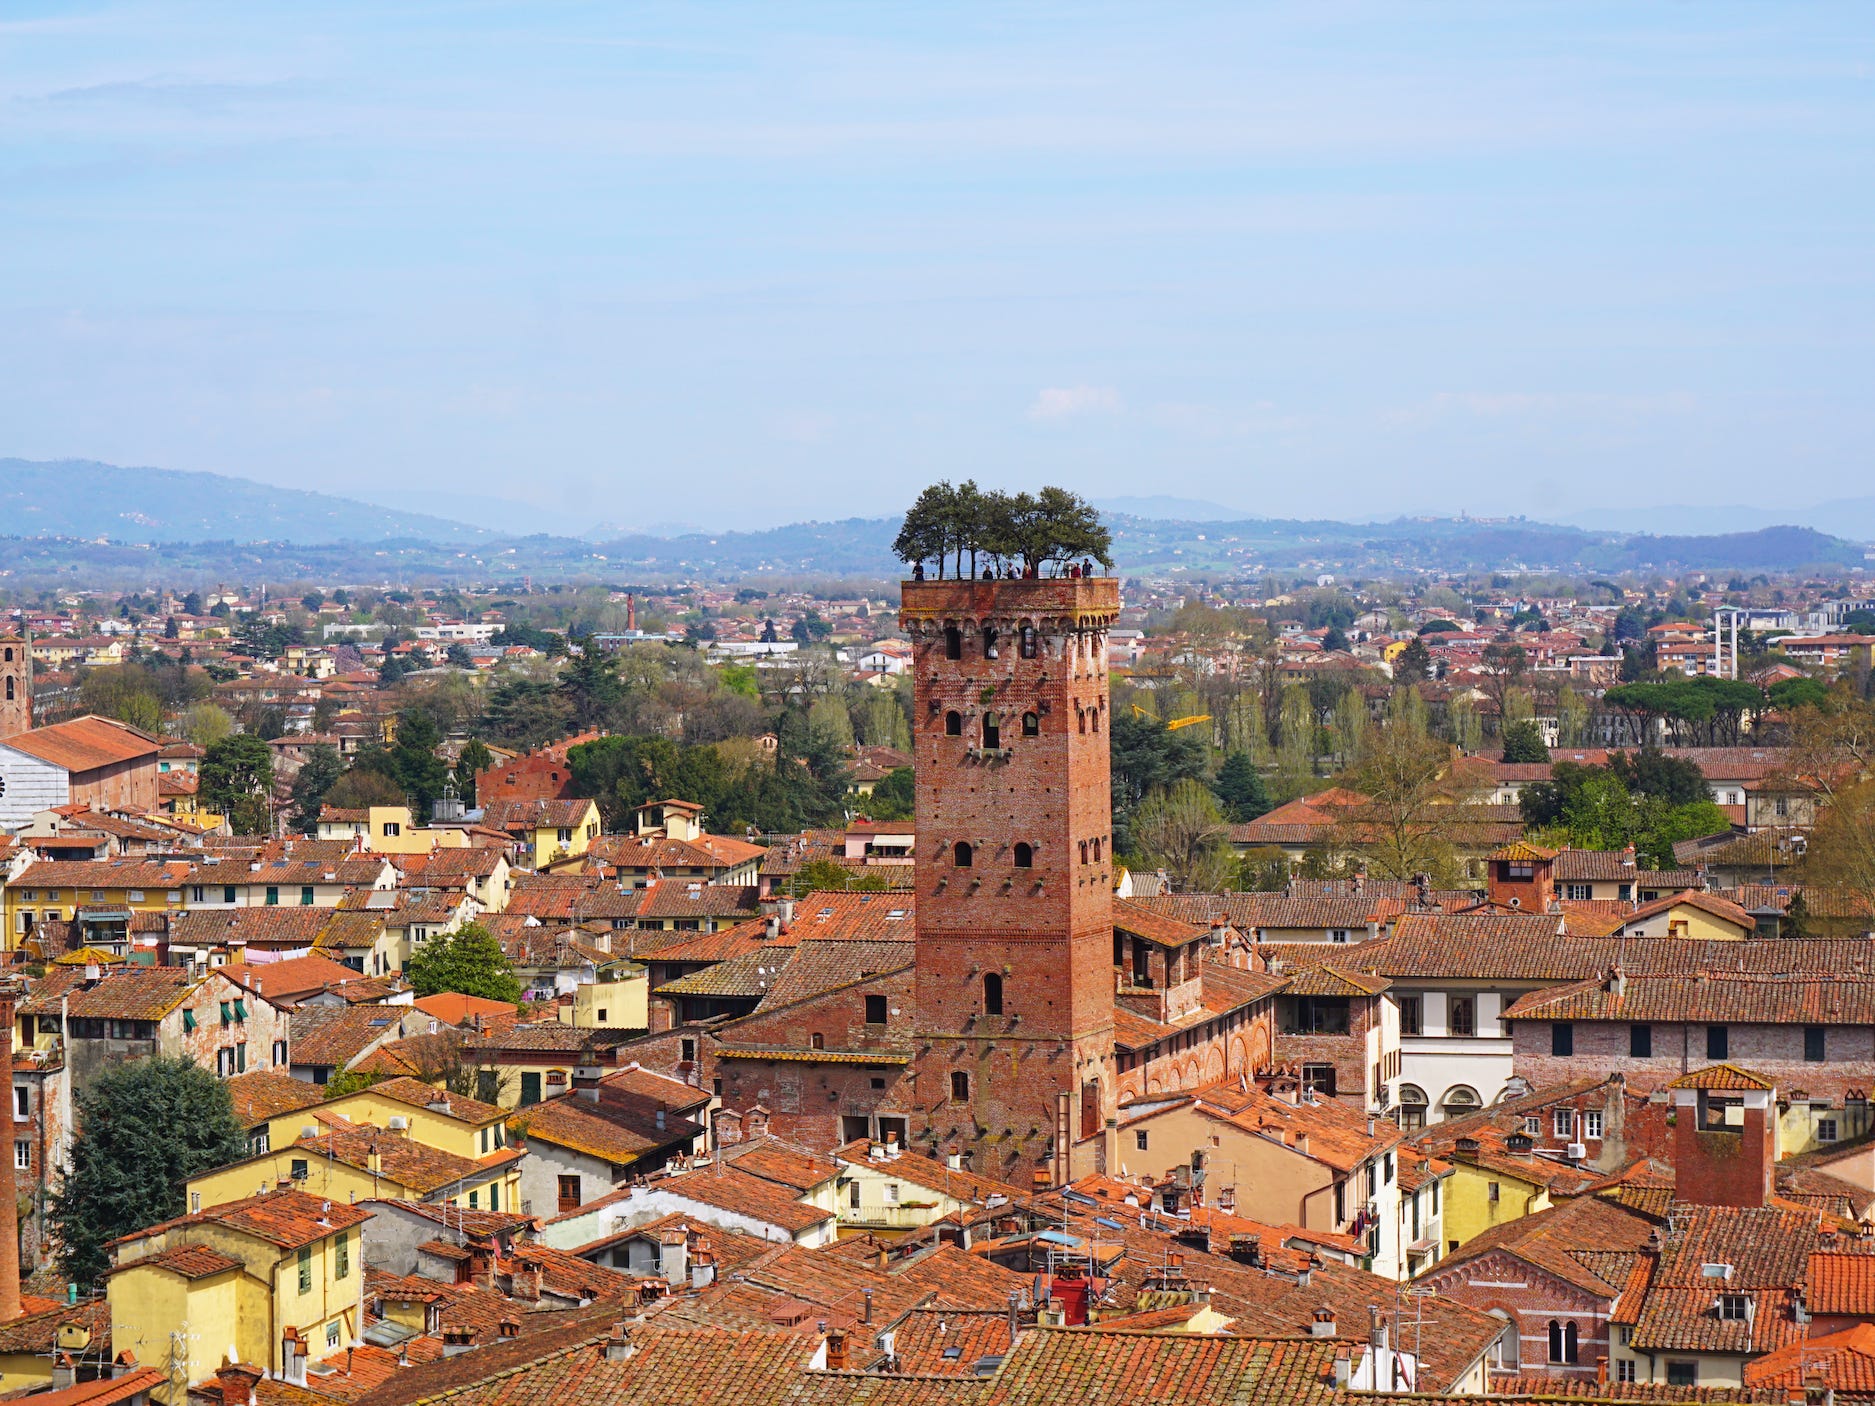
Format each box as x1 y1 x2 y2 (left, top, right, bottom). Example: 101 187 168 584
893 481 1113 578
51 1057 249 1286
403 923 524 1005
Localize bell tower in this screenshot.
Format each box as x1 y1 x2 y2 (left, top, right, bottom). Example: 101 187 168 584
898 574 1119 1185
0 629 29 741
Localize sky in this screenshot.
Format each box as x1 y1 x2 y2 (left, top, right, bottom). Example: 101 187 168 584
2 3 1872 535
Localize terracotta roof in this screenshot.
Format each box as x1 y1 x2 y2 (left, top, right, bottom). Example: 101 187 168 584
113 1185 372 1252
294 1124 512 1195
13 858 196 890
1 715 162 771
1667 1063 1779 1091
219 954 380 1001
1620 888 1758 931
358 1077 508 1125
1503 974 1875 1025
1121 1081 1399 1175
1111 899 1208 949
19 965 201 1021
414 992 522 1027
641 1163 835 1234
11 1369 170 1406
1746 1321 1875 1393
510 1091 701 1167
226 1069 329 1127
291 1005 407 1069
125 1242 247 1279
1279 965 1390 997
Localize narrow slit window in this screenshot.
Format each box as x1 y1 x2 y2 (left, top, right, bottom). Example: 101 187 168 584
984 973 1003 1015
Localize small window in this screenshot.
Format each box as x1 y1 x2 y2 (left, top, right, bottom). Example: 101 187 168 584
944 710 962 736
983 973 1004 1015
950 1071 970 1101
11 1088 25 1119
1022 711 1039 737
1718 1294 1748 1321
1583 1110 1603 1139
1617 1360 1636 1384
335 1232 349 1280
1135 1130 1149 1151
865 994 888 1025
1078 841 1088 865
944 627 962 660
13 1141 28 1172
1630 1024 1653 1058
297 1246 313 1294
1551 1023 1573 1056
382 821 401 837
811 1032 825 1050
1666 1362 1697 1387
265 886 279 906
1399 996 1422 1036
326 1322 340 1350
953 841 973 868
299 886 314 906
982 712 1001 749
1013 842 1033 869
1523 1116 1541 1136
1805 1026 1827 1062
1819 1118 1840 1143
1553 1108 1573 1138
1707 1025 1729 1060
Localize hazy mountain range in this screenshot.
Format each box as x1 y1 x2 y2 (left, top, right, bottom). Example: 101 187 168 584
0 458 1869 586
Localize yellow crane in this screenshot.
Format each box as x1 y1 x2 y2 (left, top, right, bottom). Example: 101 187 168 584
1129 704 1211 731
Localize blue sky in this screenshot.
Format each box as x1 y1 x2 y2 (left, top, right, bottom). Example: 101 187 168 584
2 3 1871 533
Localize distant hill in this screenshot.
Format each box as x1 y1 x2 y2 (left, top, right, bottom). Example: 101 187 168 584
0 458 1865 585
1092 494 1255 522
0 459 489 544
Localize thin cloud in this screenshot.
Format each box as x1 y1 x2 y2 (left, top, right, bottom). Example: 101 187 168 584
1028 385 1121 421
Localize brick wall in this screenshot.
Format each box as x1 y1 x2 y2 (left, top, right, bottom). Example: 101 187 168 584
1512 1019 1875 1094
476 754 578 805
1419 1246 1613 1381
899 577 1122 1183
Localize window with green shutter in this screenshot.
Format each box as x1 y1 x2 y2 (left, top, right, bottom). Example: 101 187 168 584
297 1245 312 1294
232 1000 247 1022
266 887 279 906
219 1002 231 1027
334 1232 349 1280
182 1010 196 1033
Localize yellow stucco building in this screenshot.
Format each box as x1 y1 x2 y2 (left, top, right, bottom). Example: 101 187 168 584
106 1187 372 1403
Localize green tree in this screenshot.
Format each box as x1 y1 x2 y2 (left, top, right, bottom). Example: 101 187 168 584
179 701 235 749
558 639 624 730
456 738 494 806
1393 637 1433 685
1110 711 1207 849
864 766 915 821
201 734 275 820
1127 779 1235 893
1212 751 1272 823
322 1069 384 1099
785 857 887 896
445 642 476 669
403 924 524 1004
289 744 344 833
50 1057 248 1286
323 768 407 809
1500 721 1550 764
390 708 449 816
1769 677 1829 712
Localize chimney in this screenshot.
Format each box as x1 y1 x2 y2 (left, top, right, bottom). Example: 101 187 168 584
825 1327 848 1371
0 980 22 1321
441 1329 477 1357
862 1289 874 1324
603 1325 634 1362
1008 1291 1022 1342
1332 1347 1352 1388
281 1328 308 1385
1673 1084 1775 1209
216 1360 262 1406
52 1354 75 1391
1607 965 1626 999
1309 1307 1336 1338
1369 1304 1388 1353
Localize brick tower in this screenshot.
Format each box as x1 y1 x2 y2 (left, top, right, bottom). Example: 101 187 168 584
898 573 1120 1185
0 630 28 741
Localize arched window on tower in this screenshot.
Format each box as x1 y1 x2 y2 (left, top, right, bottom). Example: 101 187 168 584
982 627 999 659
1079 841 1089 865
944 627 962 660
1013 842 1033 869
983 973 1003 1015
982 712 1001 749
1092 838 1102 862
3 678 10 701
945 711 962 736
1078 709 1087 735
1091 704 1101 733
2 647 10 661
1019 626 1037 659
1022 711 1039 737
953 841 973 868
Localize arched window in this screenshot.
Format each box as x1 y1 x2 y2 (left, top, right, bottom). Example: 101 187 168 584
3 678 10 701
1078 709 1087 735
982 628 999 660
944 711 962 737
1022 711 1039 737
1092 838 1102 862
1091 705 1101 734
1078 841 1089 865
2 647 10 661
953 841 973 868
1548 1322 1562 1364
1019 627 1037 659
1490 1311 1518 1369
944 627 962 660
1013 842 1033 869
1548 1321 1577 1364
810 1032 825 1050
1441 1085 1481 1120
1564 1322 1578 1364
982 712 1001 749
983 973 1004 1015
1397 1084 1429 1132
